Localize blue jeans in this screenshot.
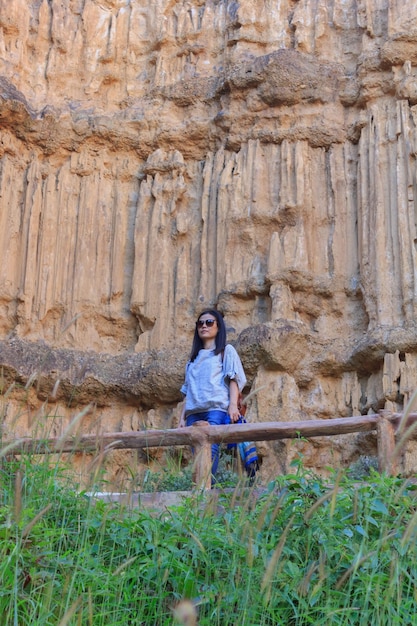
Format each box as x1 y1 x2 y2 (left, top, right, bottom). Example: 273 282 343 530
186 410 230 477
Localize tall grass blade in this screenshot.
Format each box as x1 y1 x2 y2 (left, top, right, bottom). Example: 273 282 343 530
401 507 417 547
397 387 417 436
304 486 338 522
113 555 139 576
335 551 376 589
0 439 29 458
58 596 83 626
261 515 294 593
22 503 52 539
60 313 83 336
55 404 94 449
14 470 22 523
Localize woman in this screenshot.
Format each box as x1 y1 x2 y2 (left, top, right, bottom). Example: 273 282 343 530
179 309 247 479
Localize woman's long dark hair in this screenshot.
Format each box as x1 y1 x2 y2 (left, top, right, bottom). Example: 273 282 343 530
190 309 226 361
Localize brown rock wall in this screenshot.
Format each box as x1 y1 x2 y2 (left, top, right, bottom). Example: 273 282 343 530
1 0 417 485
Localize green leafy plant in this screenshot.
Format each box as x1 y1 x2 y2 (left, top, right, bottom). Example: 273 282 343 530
2 452 417 625
347 455 379 480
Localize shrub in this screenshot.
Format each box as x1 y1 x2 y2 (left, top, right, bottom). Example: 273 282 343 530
2 453 417 625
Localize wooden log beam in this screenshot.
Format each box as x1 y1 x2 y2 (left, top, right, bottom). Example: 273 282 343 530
389 412 417 429
3 415 380 454
209 415 380 444
377 410 397 475
191 421 212 490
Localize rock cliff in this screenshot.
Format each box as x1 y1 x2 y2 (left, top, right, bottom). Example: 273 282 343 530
1 0 417 485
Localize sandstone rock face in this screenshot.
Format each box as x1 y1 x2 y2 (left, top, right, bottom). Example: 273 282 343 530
1 0 417 486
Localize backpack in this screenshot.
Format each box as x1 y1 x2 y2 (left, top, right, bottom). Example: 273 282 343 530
229 391 260 482
221 348 260 482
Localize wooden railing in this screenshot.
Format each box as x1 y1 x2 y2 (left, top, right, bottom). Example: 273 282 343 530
4 410 417 489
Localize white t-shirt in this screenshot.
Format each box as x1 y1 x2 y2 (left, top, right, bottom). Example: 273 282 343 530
181 344 247 417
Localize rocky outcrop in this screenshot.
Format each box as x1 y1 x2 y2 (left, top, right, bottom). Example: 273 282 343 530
1 0 417 485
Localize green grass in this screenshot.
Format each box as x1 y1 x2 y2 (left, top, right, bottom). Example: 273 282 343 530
1 451 417 625
140 449 241 492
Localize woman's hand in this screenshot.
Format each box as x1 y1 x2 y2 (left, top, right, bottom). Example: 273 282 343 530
228 403 240 423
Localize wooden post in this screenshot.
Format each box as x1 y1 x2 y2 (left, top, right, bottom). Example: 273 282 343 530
377 410 397 475
191 421 212 490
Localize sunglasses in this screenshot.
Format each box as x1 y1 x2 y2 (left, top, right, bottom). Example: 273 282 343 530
196 319 216 328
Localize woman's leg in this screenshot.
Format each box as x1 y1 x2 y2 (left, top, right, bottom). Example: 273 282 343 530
186 411 229 479
206 410 230 477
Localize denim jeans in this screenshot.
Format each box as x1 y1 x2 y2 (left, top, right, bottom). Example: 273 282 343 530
186 410 230 478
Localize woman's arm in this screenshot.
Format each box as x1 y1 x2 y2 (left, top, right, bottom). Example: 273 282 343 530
228 380 240 423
